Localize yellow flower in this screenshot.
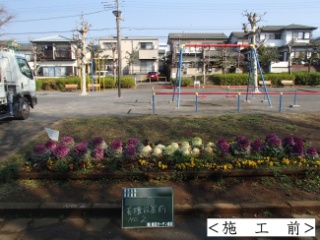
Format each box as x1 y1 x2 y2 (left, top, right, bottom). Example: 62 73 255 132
269 161 274 166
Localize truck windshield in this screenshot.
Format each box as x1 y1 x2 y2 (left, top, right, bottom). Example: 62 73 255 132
16 57 33 79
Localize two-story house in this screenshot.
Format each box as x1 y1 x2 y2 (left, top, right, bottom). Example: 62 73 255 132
98 37 159 78
240 24 318 72
167 33 229 78
30 35 79 77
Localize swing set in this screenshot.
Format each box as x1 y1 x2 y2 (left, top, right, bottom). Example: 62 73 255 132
172 43 272 108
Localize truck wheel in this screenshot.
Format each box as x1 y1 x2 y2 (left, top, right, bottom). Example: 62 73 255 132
18 97 30 120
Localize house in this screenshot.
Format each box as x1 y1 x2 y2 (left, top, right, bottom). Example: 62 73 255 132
98 37 159 78
30 35 79 77
239 24 318 73
167 33 229 78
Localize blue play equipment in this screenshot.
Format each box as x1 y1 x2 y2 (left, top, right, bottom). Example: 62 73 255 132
172 44 272 108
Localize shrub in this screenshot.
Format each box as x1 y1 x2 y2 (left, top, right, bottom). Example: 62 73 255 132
120 77 135 88
171 77 193 86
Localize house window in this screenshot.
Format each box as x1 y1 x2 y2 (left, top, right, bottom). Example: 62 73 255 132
41 66 66 77
140 42 153 50
293 32 310 40
140 60 153 74
102 42 117 50
275 33 281 40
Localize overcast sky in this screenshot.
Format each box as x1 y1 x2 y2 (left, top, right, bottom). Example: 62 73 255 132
1 0 320 44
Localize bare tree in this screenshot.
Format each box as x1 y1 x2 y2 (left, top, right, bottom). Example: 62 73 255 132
242 11 265 92
75 16 91 96
0 7 13 35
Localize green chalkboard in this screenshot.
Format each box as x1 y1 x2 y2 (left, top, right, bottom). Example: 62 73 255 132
121 187 174 228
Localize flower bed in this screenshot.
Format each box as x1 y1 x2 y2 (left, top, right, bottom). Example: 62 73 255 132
24 134 320 174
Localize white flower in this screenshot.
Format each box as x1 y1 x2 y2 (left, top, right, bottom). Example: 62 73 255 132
192 147 201 156
206 142 215 147
204 146 214 154
181 141 190 148
164 145 175 156
171 142 179 150
192 137 202 147
152 147 163 157
180 145 191 156
139 145 153 158
155 144 166 150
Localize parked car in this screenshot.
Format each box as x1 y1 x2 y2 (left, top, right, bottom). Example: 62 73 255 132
147 71 159 81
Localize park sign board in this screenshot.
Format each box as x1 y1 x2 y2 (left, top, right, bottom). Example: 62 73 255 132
121 187 174 228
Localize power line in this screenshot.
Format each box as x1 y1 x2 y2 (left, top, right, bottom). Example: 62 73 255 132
10 10 110 23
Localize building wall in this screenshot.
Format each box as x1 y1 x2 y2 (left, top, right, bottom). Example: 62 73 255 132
99 38 159 75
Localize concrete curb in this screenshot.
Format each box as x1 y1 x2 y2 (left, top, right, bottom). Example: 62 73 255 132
0 201 319 216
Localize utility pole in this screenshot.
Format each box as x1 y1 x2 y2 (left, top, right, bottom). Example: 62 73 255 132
113 0 122 98
77 17 90 96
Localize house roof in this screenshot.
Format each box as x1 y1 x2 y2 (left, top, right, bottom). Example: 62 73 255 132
30 35 75 43
262 24 317 32
167 33 228 45
229 32 246 39
168 33 227 40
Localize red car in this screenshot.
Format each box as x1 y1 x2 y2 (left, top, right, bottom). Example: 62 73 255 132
147 72 159 81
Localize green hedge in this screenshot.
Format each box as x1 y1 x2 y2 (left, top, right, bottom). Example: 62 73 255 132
208 73 297 86
294 72 320 86
36 76 135 90
171 78 193 86
208 74 248 85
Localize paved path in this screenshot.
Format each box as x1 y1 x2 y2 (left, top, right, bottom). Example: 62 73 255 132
1 84 320 161
0 202 319 240
0 83 320 239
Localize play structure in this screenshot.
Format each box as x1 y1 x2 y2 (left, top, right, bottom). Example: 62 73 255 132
172 43 272 108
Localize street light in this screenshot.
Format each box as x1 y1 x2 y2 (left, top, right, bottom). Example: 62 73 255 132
112 10 122 98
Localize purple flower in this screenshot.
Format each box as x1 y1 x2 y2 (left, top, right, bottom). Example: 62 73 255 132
265 135 282 148
109 139 123 151
92 147 104 161
251 139 264 154
306 146 319 158
33 144 48 155
92 137 107 148
265 133 279 141
45 140 57 151
31 144 50 162
125 144 137 158
127 138 140 146
294 137 303 145
282 136 295 147
235 136 250 150
53 144 70 159
216 139 230 155
291 142 304 156
60 136 75 148
73 141 89 158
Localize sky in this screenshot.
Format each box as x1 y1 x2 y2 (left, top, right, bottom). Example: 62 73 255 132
1 0 320 45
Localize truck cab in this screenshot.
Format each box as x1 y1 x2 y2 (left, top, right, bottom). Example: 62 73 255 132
0 51 37 120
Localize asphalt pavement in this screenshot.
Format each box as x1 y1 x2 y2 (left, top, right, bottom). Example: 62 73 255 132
0 83 320 239
1 83 320 161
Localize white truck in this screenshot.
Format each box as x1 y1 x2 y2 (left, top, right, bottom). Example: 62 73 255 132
0 51 37 120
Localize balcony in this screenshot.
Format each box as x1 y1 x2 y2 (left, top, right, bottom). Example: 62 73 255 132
55 50 72 59
41 50 73 60
139 49 158 60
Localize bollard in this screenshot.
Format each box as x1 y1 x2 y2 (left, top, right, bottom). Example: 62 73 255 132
294 90 297 105
152 91 156 113
279 92 283 112
237 92 241 113
195 92 198 113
